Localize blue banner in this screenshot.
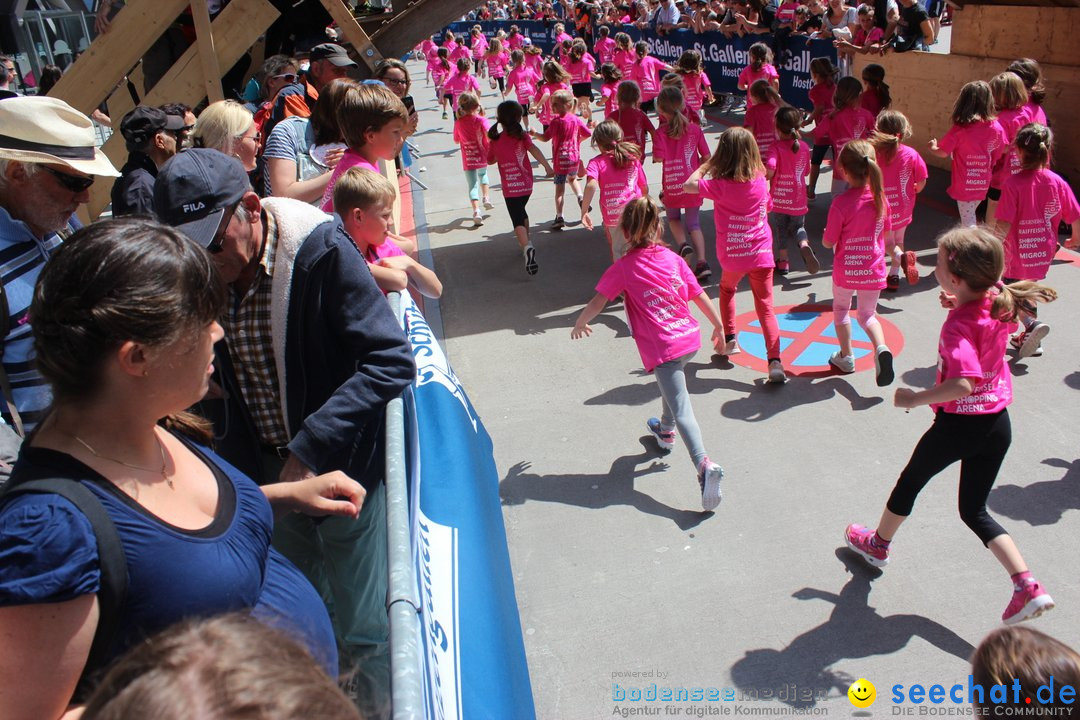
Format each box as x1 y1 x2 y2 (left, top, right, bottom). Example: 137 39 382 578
437 21 835 109
398 293 536 720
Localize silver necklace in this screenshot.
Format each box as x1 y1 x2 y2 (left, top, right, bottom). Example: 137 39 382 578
72 433 173 489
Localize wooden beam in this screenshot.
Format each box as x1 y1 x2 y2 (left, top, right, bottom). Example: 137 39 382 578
49 0 191 117
190 0 225 103
318 0 385 70
86 0 280 219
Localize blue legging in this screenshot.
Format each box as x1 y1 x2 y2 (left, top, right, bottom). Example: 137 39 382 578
464 167 489 201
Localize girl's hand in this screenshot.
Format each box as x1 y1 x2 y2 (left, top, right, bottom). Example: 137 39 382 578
581 212 594 230
544 165 554 177
571 323 593 339
938 290 958 309
323 147 345 169
1064 235 1079 250
894 388 917 409
711 328 724 349
927 138 939 152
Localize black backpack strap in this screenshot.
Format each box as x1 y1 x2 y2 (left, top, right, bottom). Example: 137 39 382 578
4 479 127 683
0 281 23 437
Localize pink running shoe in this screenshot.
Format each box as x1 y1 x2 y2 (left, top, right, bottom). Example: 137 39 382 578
1002 580 1055 625
845 524 889 567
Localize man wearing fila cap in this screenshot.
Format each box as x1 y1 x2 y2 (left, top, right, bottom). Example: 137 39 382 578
0 96 119 434
154 148 412 717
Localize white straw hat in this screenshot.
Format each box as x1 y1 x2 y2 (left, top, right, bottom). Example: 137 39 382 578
0 96 119 177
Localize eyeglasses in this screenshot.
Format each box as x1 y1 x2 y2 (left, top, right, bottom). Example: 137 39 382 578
206 204 239 255
237 130 261 143
382 76 408 87
271 73 298 83
170 125 194 139
41 166 95 193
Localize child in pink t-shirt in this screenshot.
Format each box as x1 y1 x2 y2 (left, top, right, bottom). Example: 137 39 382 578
986 71 1031 226
594 26 616 65
654 86 711 281
803 57 838 201
995 123 1080 359
433 48 453 117
736 43 779 110
507 26 524 51
822 139 894 385
442 57 482 114
611 80 656 157
673 50 714 123
580 120 649 260
533 90 591 229
767 107 819 276
565 39 598 125
523 43 544 78
845 225 1058 627
685 127 786 384
928 80 1008 227
630 41 671 112
572 196 726 511
452 92 493 227
859 63 890 118
487 100 554 275
613 32 636 79
469 28 489 75
484 39 510 94
743 80 783 164
598 63 622 118
531 60 572 129
870 110 927 290
504 50 540 131
815 76 877 194
1007 58 1048 127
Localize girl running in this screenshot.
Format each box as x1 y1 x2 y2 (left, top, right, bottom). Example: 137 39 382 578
654 86 711 281
685 127 787 384
532 60 572 132
860 63 891 118
613 32 636 79
487 100 554 275
598 63 622 118
995 123 1080 359
523 41 544 77
767 106 819 276
433 48 453 119
845 225 1058 626
452 92 493 227
870 110 927 290
737 42 779 109
1007 58 1048 126
594 25 617 66
580 120 649 260
565 39 598 125
986 71 1030 226
470 27 489 77
505 49 540 130
673 49 714 123
484 38 510 94
803 57 838 201
611 80 656 155
630 41 671 113
743 79 785 162
822 139 894 385
815 75 877 194
571 196 726 511
928 80 1008 227
442 57 481 116
533 90 591 230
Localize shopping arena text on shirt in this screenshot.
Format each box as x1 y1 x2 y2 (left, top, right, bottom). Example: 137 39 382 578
891 675 1075 715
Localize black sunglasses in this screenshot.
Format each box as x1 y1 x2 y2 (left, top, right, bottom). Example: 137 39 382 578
42 166 95 193
207 204 240 254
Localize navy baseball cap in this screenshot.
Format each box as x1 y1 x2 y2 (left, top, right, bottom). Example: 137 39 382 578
120 106 186 152
153 148 250 248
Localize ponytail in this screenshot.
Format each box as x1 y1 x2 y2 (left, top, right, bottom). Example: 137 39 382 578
992 280 1059 323
657 86 687 140
1014 122 1052 171
592 119 642 168
866 154 885 220
774 106 803 154
839 139 885 218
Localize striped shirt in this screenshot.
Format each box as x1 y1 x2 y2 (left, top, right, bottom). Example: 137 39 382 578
222 211 289 446
0 206 64 432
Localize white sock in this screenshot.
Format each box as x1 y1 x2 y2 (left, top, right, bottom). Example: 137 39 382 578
876 344 890 355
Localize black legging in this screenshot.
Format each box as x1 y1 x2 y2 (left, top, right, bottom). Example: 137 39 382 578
886 408 1010 546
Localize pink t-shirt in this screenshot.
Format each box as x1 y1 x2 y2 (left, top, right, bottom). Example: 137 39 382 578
697 175 774 272
320 150 378 212
859 88 885 118
877 143 927 230
600 82 619 117
525 53 543 77
737 64 779 106
766 139 811 216
487 131 536 198
853 25 884 48
1023 101 1048 127
680 71 711 113
653 122 709 209
817 106 876 173
507 34 524 50
508 66 540 103
743 102 779 161
364 236 406 264
997 168 1080 280
566 53 596 83
594 36 616 65
536 81 570 125
450 44 471 63
432 61 452 85
595 244 704 372
823 185 891 290
631 55 666 101
808 82 836 144
471 35 488 58
938 119 1008 202
990 107 1027 190
932 294 1012 415
555 31 572 45
613 48 636 78
548 113 591 175
611 106 655 154
586 153 649 226
443 72 481 105
486 51 510 78
453 113 491 170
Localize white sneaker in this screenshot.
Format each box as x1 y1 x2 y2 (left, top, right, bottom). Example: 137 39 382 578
767 360 787 384
483 197 494 210
523 244 538 275
697 458 723 511
719 338 740 356
473 211 483 227
829 351 855 373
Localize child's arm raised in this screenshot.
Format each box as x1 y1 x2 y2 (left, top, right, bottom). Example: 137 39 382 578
571 292 611 338
691 291 725 350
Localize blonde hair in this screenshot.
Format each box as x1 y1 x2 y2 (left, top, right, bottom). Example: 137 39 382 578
551 89 574 113
938 226 1057 322
656 86 687 139
989 71 1028 112
838 139 885 218
191 100 253 157
333 166 397 216
542 59 572 84
705 126 764 182
592 120 642 168
620 196 662 250
456 90 481 117
869 110 912 164
337 83 408 151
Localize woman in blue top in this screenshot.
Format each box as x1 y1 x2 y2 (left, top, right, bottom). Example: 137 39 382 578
0 217 366 720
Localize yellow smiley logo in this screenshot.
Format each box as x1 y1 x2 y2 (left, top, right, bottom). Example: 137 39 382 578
848 678 876 709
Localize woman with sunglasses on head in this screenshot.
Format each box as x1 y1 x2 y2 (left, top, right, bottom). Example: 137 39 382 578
0 217 365 720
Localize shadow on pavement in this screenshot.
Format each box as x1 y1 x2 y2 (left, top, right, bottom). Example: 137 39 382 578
729 548 975 709
988 457 1080 527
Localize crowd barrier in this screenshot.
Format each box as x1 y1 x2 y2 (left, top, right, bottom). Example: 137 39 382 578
387 291 536 720
439 20 838 108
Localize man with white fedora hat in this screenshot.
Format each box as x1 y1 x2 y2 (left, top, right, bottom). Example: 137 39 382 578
0 95 119 434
